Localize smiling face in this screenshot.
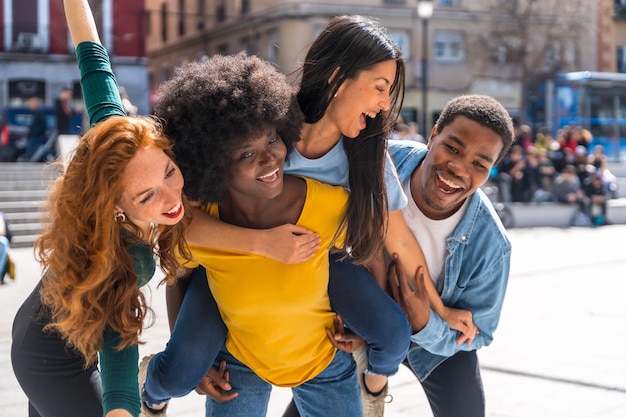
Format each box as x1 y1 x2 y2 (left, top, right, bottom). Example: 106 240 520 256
411 116 504 220
115 146 185 234
226 129 288 202
327 60 397 139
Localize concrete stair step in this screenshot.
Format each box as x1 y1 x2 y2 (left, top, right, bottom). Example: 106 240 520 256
5 211 43 224
12 234 40 248
0 201 45 212
0 180 52 191
0 189 50 201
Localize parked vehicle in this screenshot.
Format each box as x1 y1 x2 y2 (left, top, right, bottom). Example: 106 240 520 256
0 115 29 162
0 106 54 162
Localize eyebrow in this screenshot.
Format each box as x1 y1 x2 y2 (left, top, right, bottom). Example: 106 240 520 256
131 161 172 201
448 135 495 165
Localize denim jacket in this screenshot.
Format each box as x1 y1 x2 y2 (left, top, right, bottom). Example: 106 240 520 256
389 140 511 381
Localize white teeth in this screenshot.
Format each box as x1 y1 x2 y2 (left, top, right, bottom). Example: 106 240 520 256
258 168 279 179
364 111 377 118
438 174 461 189
166 202 181 214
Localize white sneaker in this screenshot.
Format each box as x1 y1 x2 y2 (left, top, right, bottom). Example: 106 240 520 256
139 354 168 417
353 347 392 417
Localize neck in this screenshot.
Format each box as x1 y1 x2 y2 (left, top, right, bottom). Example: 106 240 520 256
220 176 303 229
298 122 342 159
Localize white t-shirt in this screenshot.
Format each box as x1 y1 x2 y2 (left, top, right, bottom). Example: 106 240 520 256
401 177 468 287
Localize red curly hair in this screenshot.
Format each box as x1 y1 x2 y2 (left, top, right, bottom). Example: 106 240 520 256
37 116 191 364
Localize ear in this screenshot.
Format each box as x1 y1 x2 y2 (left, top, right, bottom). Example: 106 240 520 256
426 125 438 148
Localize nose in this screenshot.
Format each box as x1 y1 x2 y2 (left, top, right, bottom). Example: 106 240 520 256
379 91 391 112
259 147 280 165
447 157 470 180
163 180 183 204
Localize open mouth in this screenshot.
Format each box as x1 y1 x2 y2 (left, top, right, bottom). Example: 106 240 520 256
163 202 183 218
257 168 280 183
436 173 463 194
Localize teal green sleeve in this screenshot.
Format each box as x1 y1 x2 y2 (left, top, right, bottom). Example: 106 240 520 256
97 244 155 416
75 42 126 126
99 330 141 417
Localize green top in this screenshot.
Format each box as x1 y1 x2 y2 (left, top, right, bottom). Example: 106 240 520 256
76 41 153 417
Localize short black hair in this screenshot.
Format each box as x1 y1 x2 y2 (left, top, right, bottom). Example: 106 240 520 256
435 95 515 164
154 53 303 204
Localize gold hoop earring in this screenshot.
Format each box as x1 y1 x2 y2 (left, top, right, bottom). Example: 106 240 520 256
115 212 126 223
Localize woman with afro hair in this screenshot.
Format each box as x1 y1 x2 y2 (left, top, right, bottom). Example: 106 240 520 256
139 52 363 417
142 15 477 417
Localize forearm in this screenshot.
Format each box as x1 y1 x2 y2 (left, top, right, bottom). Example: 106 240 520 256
106 410 133 417
63 0 101 46
99 332 140 417
187 207 319 264
187 207 265 253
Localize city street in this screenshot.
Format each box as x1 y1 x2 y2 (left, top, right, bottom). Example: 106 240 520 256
1 225 625 417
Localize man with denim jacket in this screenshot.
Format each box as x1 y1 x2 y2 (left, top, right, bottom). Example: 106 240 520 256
387 95 515 417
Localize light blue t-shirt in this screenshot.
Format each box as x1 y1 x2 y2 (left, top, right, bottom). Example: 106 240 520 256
284 138 407 211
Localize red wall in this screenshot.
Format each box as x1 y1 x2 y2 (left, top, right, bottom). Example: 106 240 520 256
113 0 145 57
49 0 69 54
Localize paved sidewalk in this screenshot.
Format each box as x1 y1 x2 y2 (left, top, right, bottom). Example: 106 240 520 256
2 226 626 417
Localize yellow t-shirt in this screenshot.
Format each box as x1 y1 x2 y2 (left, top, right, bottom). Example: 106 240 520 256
185 177 348 387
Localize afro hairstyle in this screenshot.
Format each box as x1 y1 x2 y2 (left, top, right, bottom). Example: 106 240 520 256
154 52 303 204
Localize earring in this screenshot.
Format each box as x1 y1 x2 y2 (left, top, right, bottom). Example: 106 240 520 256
334 93 337 98
115 212 126 223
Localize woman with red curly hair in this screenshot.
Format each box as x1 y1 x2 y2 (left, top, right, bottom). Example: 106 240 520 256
10 1 190 416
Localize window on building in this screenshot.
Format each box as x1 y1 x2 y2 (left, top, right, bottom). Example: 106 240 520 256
438 0 459 6
388 31 410 60
161 3 168 42
383 0 406 4
216 0 226 22
242 0 250 14
267 30 279 62
197 0 205 30
178 0 186 36
433 31 464 63
617 45 626 73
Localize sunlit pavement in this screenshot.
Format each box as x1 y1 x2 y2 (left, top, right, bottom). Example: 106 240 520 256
2 226 625 417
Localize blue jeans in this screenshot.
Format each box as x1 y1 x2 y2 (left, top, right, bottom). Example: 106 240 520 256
328 253 411 376
205 346 362 417
143 254 411 404
142 267 227 406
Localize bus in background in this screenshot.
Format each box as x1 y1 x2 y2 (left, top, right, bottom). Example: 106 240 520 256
547 71 626 162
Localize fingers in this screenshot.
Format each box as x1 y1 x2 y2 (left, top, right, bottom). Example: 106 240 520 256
333 314 345 333
393 254 416 294
194 364 238 402
412 265 426 294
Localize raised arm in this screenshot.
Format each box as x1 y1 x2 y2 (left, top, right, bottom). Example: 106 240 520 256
187 207 321 264
64 0 100 46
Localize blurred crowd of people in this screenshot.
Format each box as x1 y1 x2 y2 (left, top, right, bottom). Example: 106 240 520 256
492 124 618 226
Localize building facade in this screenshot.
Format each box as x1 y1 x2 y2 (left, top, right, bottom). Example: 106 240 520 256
0 0 150 114
146 0 598 130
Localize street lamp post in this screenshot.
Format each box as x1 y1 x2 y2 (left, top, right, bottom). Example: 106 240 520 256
418 0 433 137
